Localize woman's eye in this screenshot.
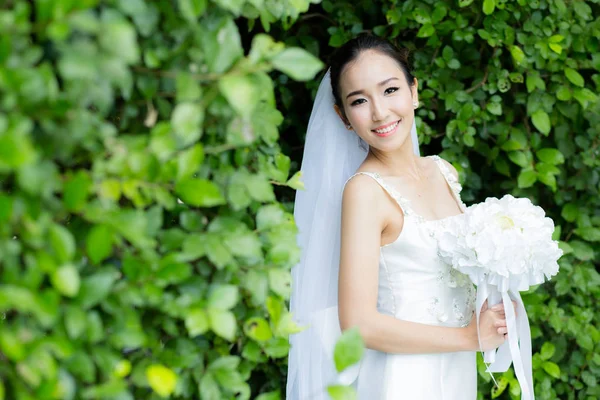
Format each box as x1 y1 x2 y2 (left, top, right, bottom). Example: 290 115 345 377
350 98 366 106
385 87 399 95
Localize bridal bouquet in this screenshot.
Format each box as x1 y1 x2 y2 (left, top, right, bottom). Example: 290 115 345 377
436 195 562 400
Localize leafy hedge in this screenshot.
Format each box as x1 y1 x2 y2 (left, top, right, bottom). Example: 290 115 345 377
0 0 599 400
0 1 322 399
279 1 599 399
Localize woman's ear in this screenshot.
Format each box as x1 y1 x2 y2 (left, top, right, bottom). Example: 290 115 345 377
334 104 352 130
411 78 420 109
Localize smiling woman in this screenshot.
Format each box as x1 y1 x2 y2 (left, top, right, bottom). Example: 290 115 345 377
287 34 511 400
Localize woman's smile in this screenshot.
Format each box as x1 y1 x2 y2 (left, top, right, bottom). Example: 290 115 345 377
372 118 402 137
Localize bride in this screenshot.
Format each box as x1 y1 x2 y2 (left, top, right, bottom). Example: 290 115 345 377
286 34 511 399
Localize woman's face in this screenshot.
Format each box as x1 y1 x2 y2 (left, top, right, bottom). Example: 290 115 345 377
336 49 418 152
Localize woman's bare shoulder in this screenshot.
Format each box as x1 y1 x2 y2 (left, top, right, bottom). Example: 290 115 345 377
431 155 459 179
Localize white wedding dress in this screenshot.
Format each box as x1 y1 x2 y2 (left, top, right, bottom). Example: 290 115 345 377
346 155 478 400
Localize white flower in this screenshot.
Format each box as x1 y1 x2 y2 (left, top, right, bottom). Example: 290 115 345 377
437 195 562 292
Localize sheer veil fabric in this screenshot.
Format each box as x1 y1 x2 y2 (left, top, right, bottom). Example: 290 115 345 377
286 70 420 399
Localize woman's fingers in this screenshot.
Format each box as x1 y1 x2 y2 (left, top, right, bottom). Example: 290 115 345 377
491 304 503 312
490 301 519 317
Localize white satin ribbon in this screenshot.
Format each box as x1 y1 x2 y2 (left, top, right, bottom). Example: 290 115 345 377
475 283 535 400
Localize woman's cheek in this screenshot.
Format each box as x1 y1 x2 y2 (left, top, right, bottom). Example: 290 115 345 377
352 107 371 127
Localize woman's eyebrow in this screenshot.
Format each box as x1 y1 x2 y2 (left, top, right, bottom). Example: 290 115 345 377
345 77 400 99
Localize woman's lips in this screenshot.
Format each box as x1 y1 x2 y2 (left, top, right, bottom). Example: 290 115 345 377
372 119 401 137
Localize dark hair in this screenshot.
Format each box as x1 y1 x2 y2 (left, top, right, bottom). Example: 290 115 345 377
329 34 415 115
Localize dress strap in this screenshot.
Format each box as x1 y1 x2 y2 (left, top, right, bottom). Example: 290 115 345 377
345 172 415 217
429 155 467 211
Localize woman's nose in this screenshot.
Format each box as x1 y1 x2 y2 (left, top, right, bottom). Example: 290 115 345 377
371 100 388 122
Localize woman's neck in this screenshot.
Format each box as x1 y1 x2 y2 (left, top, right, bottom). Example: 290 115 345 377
367 141 424 181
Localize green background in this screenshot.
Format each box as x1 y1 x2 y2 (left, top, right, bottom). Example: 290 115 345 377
0 0 598 399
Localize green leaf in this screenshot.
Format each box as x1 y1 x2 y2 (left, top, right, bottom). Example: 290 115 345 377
536 148 564 165
208 355 240 372
540 342 556 360
177 144 205 181
573 227 600 242
573 1 592 20
64 171 92 212
271 47 324 81
51 264 81 298
286 171 304 191
565 68 584 87
177 0 207 22
327 385 357 400
225 232 263 260
501 140 523 151
256 205 287 230
549 35 564 43
65 305 87 339
86 225 113 265
556 86 572 101
207 285 239 310
208 308 237 341
486 102 502 116
100 19 139 64
199 372 221 400
573 88 598 109
146 364 177 397
507 151 528 167
76 270 118 309
205 234 234 268
199 16 243 74
255 391 281 400
333 327 365 373
526 72 545 93
491 376 509 398
531 110 551 135
517 170 537 188
417 23 435 38
263 337 290 358
0 329 26 361
483 0 496 15
171 103 204 147
570 240 594 261
219 75 259 117
561 204 579 222
175 178 226 207
244 317 273 342
49 224 76 263
268 269 291 298
542 361 561 379
245 174 275 202
185 308 209 336
510 45 525 65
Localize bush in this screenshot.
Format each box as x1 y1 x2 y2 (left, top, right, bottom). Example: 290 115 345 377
0 1 322 399
1 0 599 400
276 1 600 399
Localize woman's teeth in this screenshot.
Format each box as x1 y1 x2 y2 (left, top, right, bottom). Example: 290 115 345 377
374 120 400 134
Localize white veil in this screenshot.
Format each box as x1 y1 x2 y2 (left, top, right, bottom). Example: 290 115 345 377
286 70 420 399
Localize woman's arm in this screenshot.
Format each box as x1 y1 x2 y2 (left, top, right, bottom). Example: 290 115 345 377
338 175 506 354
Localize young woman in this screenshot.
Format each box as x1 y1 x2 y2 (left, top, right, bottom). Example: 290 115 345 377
287 34 510 399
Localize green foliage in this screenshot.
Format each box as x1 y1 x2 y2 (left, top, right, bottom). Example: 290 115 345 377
309 0 599 398
0 0 321 399
277 0 599 398
1 0 599 399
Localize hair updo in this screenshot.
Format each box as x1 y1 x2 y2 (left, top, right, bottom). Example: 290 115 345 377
329 34 415 115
